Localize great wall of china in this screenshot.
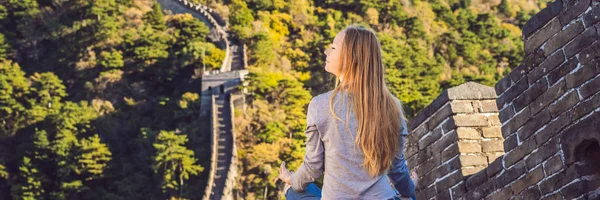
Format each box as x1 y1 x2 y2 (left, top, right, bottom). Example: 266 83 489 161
156 0 246 199
157 0 600 199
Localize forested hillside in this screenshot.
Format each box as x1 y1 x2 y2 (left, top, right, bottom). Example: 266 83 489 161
0 0 223 199
0 0 548 199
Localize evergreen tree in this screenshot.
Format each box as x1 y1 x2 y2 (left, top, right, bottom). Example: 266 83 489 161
153 130 203 198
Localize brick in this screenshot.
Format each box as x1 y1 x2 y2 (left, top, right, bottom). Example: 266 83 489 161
486 157 503 178
568 93 600 121
416 186 436 200
482 140 504 152
442 117 457 133
487 187 513 200
520 185 542 200
539 162 600 195
525 138 559 170
504 133 518 152
547 57 579 86
511 166 545 194
496 160 526 187
457 142 481 153
435 171 463 192
452 115 489 127
416 155 442 175
564 27 599 58
525 18 562 54
548 91 579 117
450 181 467 197
583 4 600 27
522 0 563 38
488 115 501 126
472 100 498 113
566 59 600 89
418 169 437 189
534 111 571 145
418 128 442 150
579 74 600 99
497 76 529 108
495 75 512 96
503 138 537 167
459 155 487 166
425 104 453 130
560 0 592 25
450 100 474 113
465 179 496 199
461 166 486 176
543 155 564 176
431 130 458 155
578 41 600 65
438 156 461 176
442 144 459 162
434 189 451 200
501 106 532 137
560 179 600 199
513 78 549 111
411 123 429 140
406 143 419 159
522 49 548 75
530 79 567 115
456 127 480 139
482 127 502 138
517 109 551 142
540 192 563 200
528 50 566 85
499 104 515 122
466 170 488 190
543 21 585 56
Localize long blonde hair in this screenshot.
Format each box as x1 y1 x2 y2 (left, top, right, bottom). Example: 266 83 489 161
329 25 407 177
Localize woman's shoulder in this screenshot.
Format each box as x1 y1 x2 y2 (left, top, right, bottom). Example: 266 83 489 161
310 90 334 105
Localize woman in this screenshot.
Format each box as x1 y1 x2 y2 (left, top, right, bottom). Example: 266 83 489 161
278 25 417 200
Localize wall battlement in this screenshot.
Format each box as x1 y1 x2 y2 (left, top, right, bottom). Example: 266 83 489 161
407 0 600 198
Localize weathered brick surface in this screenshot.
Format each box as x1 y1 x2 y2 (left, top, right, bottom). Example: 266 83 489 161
559 0 591 26
457 142 481 153
516 109 551 142
525 19 562 54
543 155 564 176
504 133 519 152
418 127 442 150
465 170 488 190
547 57 578 85
514 78 549 111
482 140 504 152
543 21 584 56
530 80 567 115
522 0 563 38
481 127 502 138
504 138 537 167
564 27 599 58
525 138 559 170
460 155 488 166
578 41 600 65
512 166 545 194
519 185 542 200
501 106 532 137
566 59 600 89
548 91 579 117
527 50 565 85
456 127 480 139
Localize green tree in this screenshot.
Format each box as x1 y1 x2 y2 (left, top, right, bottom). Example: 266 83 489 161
153 130 203 198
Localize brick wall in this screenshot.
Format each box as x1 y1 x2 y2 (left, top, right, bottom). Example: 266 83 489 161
407 0 600 199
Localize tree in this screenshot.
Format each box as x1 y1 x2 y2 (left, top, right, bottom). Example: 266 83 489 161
144 2 167 31
77 135 112 180
11 157 44 200
153 130 203 198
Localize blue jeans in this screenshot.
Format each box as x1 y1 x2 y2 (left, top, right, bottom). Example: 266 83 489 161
284 183 416 200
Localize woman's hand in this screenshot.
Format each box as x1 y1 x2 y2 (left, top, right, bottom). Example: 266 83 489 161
279 161 294 185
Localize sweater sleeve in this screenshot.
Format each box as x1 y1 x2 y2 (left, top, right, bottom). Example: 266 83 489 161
290 99 325 192
387 117 416 197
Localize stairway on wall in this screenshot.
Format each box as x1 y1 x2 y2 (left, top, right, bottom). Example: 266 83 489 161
210 94 234 200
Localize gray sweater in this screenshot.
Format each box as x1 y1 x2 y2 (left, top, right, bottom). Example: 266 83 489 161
290 91 415 199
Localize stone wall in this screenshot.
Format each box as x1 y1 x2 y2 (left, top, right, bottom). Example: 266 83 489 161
407 0 600 199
